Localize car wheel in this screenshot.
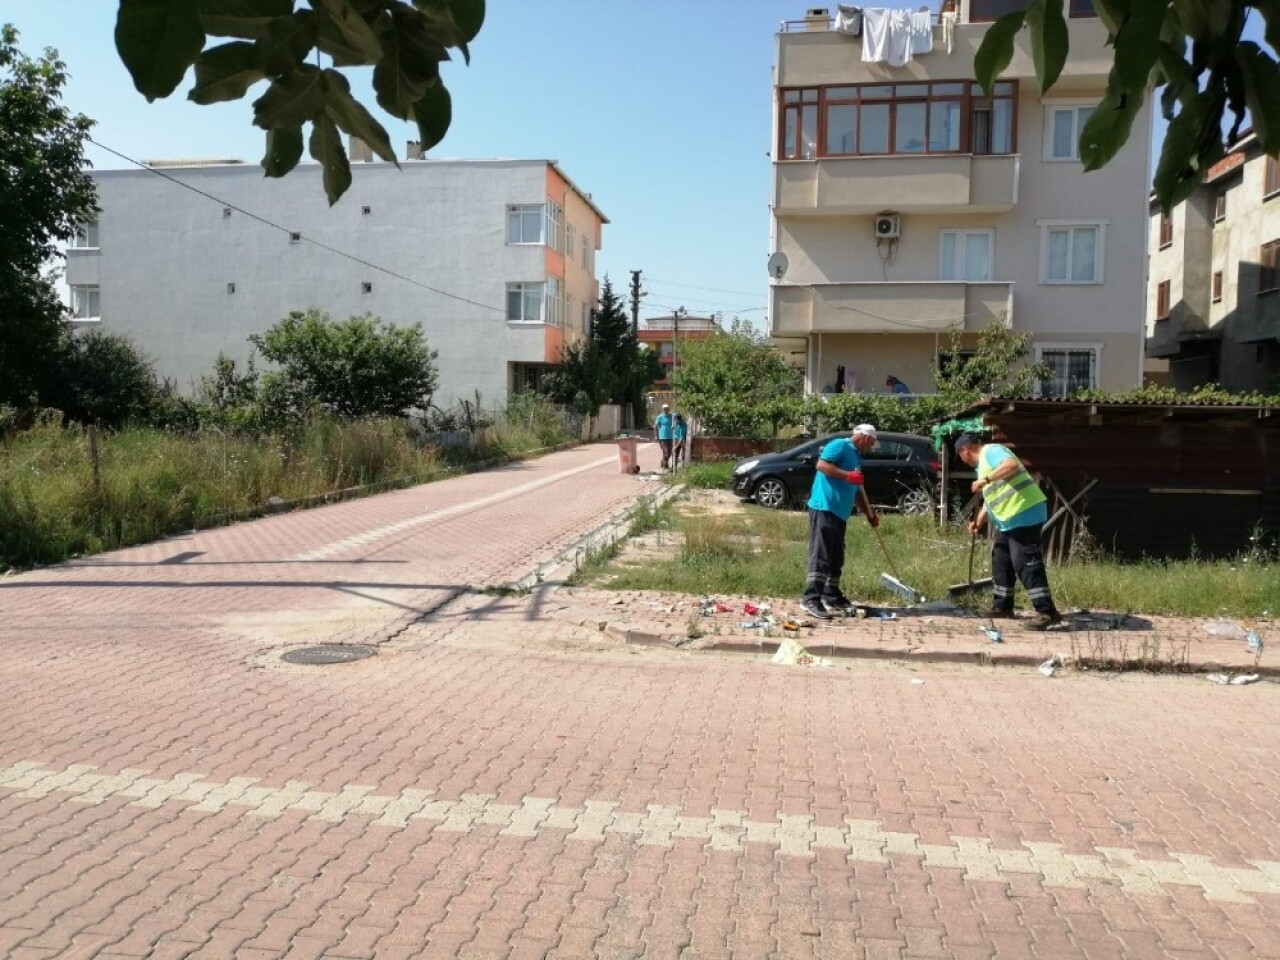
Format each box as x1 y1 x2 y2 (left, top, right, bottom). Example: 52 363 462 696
753 477 789 509
896 486 934 516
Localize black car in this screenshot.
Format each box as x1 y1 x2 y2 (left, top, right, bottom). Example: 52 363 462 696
729 432 944 514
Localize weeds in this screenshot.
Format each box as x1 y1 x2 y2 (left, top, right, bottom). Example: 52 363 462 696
672 461 735 490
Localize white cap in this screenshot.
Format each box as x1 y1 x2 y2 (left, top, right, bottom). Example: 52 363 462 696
852 423 877 440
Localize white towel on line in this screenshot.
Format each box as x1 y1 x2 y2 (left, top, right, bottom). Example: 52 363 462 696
861 7 913 66
909 10 933 54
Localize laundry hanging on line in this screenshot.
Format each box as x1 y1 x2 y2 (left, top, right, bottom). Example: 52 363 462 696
860 7 914 66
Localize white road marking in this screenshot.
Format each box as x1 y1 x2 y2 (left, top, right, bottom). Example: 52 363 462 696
3 760 1278 905
292 454 617 561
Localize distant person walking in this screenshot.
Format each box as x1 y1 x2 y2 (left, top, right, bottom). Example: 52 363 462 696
655 404 674 469
801 423 881 621
672 413 688 467
885 375 910 396
955 433 1063 630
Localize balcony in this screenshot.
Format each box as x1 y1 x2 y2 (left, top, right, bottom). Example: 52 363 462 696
771 281 1014 335
774 153 1019 215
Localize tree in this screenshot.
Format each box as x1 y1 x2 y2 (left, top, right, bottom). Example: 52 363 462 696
590 277 663 426
113 0 484 204
56 330 161 428
935 318 1050 403
544 339 615 434
975 0 1280 211
250 309 438 417
0 25 97 411
670 318 803 438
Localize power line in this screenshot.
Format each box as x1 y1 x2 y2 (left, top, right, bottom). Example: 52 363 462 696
645 276 768 299
84 136 507 315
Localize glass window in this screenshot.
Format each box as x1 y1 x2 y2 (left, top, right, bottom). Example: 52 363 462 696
826 104 857 155
1048 105 1094 160
545 202 563 252
1156 279 1171 318
895 102 927 153
1043 225 1102 284
1260 240 1280 294
546 276 562 326
1266 156 1280 199
859 103 890 154
507 205 544 244
70 284 100 319
1038 348 1097 398
939 230 993 281
929 100 962 152
506 282 544 323
1158 212 1173 248
71 221 99 248
800 104 818 159
1212 271 1223 302
1214 190 1227 222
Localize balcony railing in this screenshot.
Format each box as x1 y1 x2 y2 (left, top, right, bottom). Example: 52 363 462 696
772 280 1014 335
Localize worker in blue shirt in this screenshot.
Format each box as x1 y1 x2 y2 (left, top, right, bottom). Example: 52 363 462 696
654 404 674 469
802 423 881 620
885 375 911 396
672 413 688 467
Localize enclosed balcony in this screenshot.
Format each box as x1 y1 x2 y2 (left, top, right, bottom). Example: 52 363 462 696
771 281 1014 335
775 153 1018 215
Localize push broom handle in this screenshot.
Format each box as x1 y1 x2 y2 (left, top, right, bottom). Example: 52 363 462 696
870 522 902 583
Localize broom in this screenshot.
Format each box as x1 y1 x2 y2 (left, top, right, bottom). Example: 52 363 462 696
870 523 925 604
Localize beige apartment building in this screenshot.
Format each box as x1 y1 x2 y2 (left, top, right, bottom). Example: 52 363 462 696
769 1 1149 398
1146 136 1280 392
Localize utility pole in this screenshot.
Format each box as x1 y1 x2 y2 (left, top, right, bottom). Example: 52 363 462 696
629 270 642 339
671 306 686 417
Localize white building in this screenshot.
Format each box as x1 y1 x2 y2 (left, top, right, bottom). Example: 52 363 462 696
65 151 607 409
769 1 1151 397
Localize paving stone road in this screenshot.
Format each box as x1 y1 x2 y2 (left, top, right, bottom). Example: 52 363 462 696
1 442 1278 959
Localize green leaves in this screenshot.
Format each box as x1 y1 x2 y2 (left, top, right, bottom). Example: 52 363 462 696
974 10 1025 95
113 0 487 202
1025 0 1068 93
115 0 206 100
189 42 265 104
1079 77 1145 171
1236 42 1280 154
1112 0 1166 94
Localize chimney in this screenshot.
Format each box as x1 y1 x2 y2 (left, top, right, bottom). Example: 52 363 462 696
804 7 830 30
406 140 423 160
348 135 373 163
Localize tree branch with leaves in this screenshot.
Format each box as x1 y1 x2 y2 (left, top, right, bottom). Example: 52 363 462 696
114 0 484 204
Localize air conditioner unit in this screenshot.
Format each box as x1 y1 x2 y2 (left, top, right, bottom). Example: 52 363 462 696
874 214 901 239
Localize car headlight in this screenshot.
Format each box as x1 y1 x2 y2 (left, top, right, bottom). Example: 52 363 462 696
734 459 760 475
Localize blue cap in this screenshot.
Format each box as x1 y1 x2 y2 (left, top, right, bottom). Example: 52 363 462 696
954 433 980 453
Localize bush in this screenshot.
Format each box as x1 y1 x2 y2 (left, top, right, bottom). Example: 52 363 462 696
55 330 161 428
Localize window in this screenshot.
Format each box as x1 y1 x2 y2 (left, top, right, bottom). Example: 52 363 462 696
565 223 576 262
546 277 562 326
1158 212 1173 249
1045 105 1095 161
361 281 372 294
1036 345 1099 398
227 282 237 295
289 232 302 242
361 205 371 215
1041 222 1104 284
1155 280 1171 318
779 81 1015 160
70 284 100 320
71 221 99 248
507 204 544 244
1212 271 1224 303
864 440 914 461
506 282 545 323
1261 240 1280 294
222 207 232 219
581 233 590 268
939 230 994 281
1266 156 1280 199
1214 190 1227 222
970 0 1095 21
546 202 563 253
659 341 674 361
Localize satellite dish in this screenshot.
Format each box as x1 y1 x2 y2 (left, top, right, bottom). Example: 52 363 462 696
767 251 789 281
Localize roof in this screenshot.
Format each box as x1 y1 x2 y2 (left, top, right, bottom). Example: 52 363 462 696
953 395 1280 422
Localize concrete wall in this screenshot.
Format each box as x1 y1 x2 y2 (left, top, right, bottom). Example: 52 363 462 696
64 159 605 408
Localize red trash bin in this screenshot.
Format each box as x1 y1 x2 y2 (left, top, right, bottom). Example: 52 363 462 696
616 436 638 474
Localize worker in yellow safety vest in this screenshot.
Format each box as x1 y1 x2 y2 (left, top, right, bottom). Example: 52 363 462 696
954 433 1063 631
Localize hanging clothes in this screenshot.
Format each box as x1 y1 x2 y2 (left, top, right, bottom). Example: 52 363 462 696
834 4 863 36
844 366 858 394
861 8 913 67
909 10 933 54
834 364 846 394
941 10 957 55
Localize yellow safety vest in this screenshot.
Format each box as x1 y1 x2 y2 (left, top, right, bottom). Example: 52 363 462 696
978 449 1045 523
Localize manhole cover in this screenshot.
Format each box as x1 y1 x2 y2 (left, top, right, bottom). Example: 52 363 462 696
281 644 376 666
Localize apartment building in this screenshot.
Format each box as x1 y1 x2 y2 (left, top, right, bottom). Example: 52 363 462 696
64 149 606 408
1146 135 1280 392
769 1 1150 398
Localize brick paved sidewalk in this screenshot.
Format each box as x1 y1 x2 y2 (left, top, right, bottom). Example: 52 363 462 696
553 588 1277 678
1 444 1278 959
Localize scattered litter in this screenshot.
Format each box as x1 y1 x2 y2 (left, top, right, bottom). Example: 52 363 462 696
1069 610 1129 631
740 620 767 630
981 625 1003 644
1038 657 1059 678
877 611 898 621
855 608 868 619
715 603 732 613
609 597 625 606
1204 618 1247 640
1206 673 1262 685
914 599 958 613
1246 630 1264 653
782 619 802 632
909 678 926 685
743 602 771 616
770 637 831 668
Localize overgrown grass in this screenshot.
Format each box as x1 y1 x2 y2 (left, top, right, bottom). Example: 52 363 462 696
0 414 573 571
587 500 1280 617
672 461 735 490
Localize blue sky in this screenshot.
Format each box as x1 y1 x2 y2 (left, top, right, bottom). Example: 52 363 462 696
2 0 1193 326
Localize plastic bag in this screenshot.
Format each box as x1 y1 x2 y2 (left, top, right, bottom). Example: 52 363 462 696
770 637 831 667
1204 618 1247 640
